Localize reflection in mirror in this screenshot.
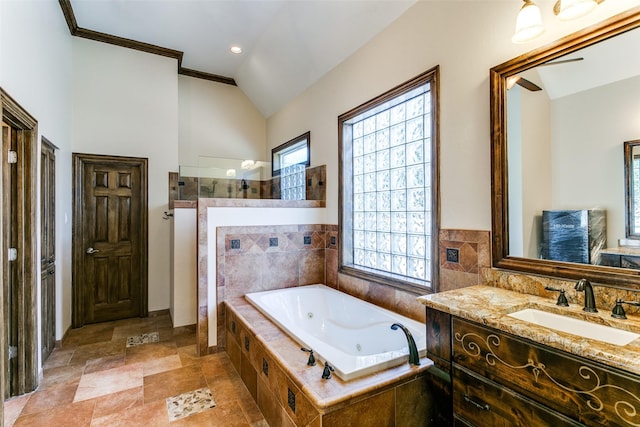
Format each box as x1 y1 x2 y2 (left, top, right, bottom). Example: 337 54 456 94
491 7 640 287
625 141 640 238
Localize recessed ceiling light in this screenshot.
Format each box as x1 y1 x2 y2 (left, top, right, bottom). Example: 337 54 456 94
230 46 242 54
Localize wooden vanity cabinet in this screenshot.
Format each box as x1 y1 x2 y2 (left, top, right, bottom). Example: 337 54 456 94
598 249 640 270
425 307 453 425
427 307 640 426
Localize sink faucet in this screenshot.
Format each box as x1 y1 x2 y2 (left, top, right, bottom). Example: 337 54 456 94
390 323 420 366
574 278 597 313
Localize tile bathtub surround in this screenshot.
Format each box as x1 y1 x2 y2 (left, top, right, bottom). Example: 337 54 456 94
5 313 266 427
198 218 494 354
215 224 329 351
225 297 435 426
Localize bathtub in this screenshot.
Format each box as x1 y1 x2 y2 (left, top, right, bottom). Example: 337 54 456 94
244 284 428 381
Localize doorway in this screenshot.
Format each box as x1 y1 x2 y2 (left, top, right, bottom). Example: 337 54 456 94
72 153 148 327
41 137 56 362
1 89 39 400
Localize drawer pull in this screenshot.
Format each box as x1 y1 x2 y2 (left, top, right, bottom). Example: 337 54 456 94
463 394 490 411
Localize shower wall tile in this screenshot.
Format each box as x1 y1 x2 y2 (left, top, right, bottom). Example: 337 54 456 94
208 223 493 352
215 225 330 349
438 229 491 292
299 249 325 285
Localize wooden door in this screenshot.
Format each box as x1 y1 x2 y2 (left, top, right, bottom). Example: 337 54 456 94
1 89 39 399
40 138 56 362
72 154 148 327
2 120 18 395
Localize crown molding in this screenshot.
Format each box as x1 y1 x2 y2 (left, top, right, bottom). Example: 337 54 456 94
58 0 237 86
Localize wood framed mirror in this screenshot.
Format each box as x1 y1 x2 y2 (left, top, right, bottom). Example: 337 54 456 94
491 7 640 288
625 140 640 240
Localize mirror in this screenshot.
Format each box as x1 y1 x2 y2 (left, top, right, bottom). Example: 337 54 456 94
491 7 640 287
625 140 640 239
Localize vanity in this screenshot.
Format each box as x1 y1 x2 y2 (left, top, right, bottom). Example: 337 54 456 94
419 286 640 426
599 247 640 270
423 5 640 426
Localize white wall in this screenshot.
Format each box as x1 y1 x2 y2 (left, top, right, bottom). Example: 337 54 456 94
171 208 197 327
1 0 73 355
178 76 266 167
72 38 179 311
265 0 640 227
552 74 640 246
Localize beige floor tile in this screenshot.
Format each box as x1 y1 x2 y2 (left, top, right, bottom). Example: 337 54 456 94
142 354 182 377
143 364 207 403
13 400 96 427
21 383 78 416
74 363 144 402
91 386 144 419
125 341 178 365
3 394 31 427
90 399 170 427
8 316 265 426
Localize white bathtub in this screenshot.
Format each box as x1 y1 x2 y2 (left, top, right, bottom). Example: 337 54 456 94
244 284 430 381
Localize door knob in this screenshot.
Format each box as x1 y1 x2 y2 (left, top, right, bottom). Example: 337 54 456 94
86 247 99 254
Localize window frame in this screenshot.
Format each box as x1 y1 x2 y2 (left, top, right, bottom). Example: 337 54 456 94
271 131 311 177
338 66 440 294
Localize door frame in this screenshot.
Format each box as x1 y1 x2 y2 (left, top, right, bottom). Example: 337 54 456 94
1 88 39 398
72 153 148 328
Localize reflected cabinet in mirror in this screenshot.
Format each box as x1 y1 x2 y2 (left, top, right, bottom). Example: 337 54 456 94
491 7 640 287
626 140 640 239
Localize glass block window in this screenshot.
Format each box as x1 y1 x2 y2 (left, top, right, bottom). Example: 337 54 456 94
281 163 306 200
339 68 439 290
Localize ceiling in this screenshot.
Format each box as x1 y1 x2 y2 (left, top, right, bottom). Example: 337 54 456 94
518 25 640 100
67 0 417 117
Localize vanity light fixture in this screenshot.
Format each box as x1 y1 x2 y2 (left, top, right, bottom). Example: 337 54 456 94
512 0 545 44
554 0 600 21
230 46 243 54
512 0 604 43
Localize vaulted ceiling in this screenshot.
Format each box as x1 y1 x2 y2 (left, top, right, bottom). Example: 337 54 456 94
63 0 417 117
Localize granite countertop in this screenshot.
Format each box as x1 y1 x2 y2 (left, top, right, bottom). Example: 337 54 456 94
600 246 640 255
418 285 640 376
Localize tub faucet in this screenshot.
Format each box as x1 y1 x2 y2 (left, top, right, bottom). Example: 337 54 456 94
322 362 334 379
574 278 597 313
390 323 420 366
301 347 316 366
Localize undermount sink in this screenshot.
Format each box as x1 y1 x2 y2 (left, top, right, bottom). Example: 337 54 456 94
508 308 640 346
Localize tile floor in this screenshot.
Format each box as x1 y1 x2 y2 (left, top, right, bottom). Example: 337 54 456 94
4 313 267 426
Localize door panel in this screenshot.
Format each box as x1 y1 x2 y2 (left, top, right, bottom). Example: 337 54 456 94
40 138 56 363
73 154 148 327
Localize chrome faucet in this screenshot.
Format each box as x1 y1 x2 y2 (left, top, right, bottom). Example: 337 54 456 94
390 323 420 366
574 278 597 313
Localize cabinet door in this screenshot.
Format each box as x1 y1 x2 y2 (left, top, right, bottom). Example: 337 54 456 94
599 253 621 267
426 307 451 371
453 318 640 426
621 255 640 270
454 366 583 427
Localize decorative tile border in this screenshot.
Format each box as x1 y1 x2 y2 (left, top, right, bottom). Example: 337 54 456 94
166 387 216 421
126 332 159 348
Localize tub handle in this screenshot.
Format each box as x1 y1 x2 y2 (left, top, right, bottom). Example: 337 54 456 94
301 347 316 366
322 362 335 380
